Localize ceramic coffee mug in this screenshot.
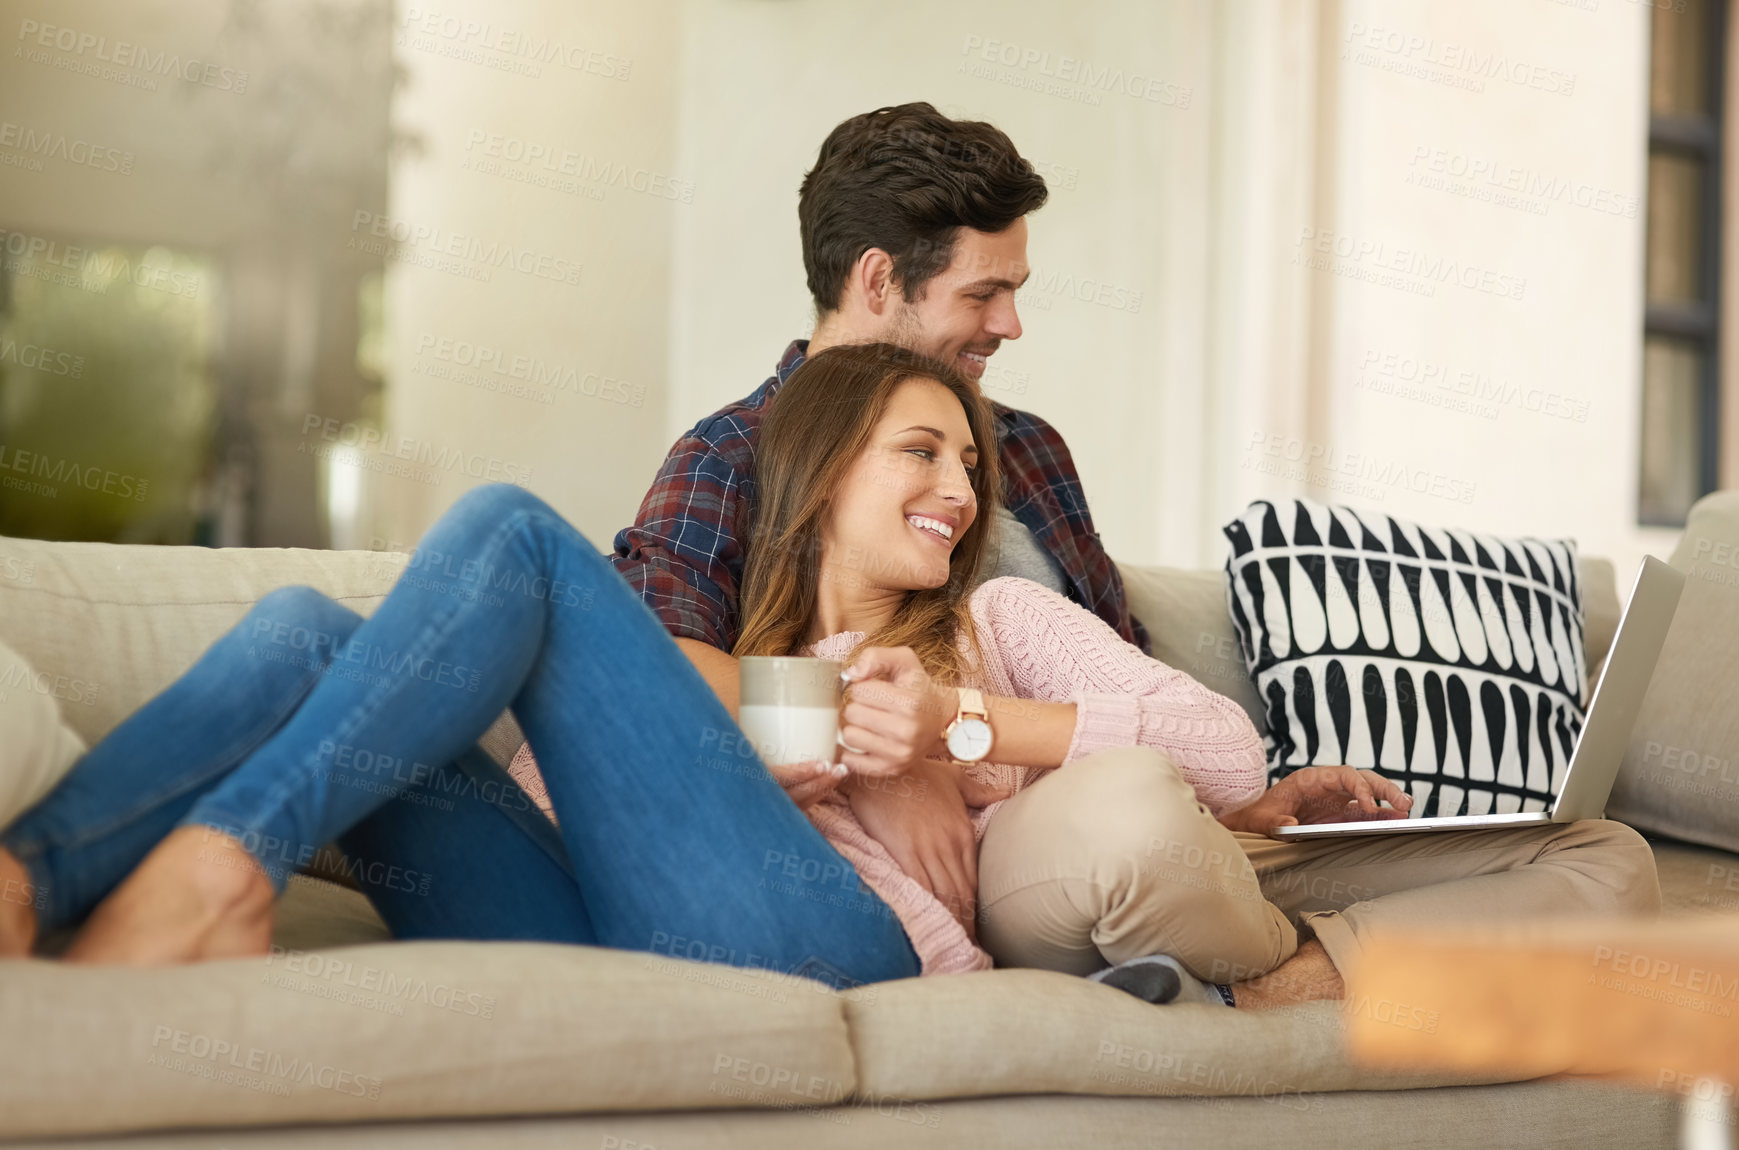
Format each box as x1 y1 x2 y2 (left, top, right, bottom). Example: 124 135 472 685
737 655 850 767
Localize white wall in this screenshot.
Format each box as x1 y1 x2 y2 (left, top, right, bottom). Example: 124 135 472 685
375 0 680 549
380 0 1678 593
1284 0 1677 593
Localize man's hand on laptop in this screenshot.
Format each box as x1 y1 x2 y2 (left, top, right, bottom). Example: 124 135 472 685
1220 766 1413 838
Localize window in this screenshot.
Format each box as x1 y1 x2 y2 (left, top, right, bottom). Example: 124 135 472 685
1640 0 1727 525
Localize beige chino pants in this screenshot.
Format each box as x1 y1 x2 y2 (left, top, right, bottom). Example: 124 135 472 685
975 747 1662 983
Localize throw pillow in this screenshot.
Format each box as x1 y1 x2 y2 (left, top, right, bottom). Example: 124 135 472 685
1605 490 1739 853
1223 498 1588 817
0 636 88 829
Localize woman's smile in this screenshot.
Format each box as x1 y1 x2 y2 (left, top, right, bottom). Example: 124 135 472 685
906 512 957 547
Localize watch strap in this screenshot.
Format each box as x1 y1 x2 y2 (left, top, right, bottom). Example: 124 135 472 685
954 686 988 722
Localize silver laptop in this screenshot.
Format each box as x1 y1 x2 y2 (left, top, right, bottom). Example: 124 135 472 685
1268 556 1684 840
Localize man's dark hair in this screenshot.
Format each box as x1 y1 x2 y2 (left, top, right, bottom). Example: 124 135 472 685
798 102 1048 314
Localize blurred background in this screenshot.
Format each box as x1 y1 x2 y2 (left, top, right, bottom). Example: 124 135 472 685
0 0 1727 587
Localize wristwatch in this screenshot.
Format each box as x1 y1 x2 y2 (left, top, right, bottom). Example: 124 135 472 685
944 687 994 765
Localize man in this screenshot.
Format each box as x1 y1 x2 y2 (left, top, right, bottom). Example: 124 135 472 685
610 101 1143 944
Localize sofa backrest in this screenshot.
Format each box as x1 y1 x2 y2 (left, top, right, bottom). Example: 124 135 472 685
0 537 408 748
0 533 1619 751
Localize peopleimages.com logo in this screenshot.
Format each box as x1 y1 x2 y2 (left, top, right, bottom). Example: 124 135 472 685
1341 21 1576 96
397 7 631 80
147 1026 381 1099
16 19 250 92
299 416 535 487
958 35 1192 108
0 119 133 174
0 444 149 501
0 229 203 299
348 211 582 288
0 337 83 378
461 130 693 203
1293 226 1526 301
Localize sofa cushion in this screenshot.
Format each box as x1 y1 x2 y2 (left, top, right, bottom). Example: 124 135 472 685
844 967 1523 1105
0 940 859 1139
272 875 396 951
20 853 1724 1141
0 536 409 747
0 634 88 827
1608 491 1739 854
1221 498 1591 817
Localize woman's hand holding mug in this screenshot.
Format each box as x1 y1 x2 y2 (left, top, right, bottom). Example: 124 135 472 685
736 647 1012 818
837 646 956 778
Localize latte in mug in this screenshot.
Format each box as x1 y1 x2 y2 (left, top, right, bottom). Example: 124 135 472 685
737 656 848 767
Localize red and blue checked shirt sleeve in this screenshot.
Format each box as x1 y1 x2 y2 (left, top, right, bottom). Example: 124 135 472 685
609 424 758 650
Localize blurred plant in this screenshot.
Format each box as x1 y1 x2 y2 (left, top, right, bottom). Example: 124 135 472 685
0 248 216 542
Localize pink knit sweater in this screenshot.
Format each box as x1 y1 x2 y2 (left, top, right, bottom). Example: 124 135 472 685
507 576 1269 976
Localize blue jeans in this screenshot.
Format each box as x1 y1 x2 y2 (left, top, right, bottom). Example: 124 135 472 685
1 484 919 988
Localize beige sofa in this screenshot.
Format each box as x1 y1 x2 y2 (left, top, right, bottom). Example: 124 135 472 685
1 509 1736 1149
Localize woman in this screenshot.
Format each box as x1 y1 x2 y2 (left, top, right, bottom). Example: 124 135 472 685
0 342 1408 990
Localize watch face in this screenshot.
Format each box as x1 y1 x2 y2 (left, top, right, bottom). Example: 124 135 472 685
947 717 994 762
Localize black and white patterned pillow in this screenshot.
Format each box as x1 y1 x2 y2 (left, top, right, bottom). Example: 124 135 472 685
1222 498 1587 817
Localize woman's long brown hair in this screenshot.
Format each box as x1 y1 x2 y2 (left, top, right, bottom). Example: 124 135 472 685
735 342 1002 684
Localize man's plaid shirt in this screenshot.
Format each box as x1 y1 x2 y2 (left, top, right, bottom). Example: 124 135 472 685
611 340 1149 653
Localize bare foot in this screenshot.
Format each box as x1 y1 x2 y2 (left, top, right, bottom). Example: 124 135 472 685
1228 939 1345 1009
0 847 39 958
64 826 276 965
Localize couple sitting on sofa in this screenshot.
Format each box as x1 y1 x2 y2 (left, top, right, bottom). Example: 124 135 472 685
0 104 1658 1011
